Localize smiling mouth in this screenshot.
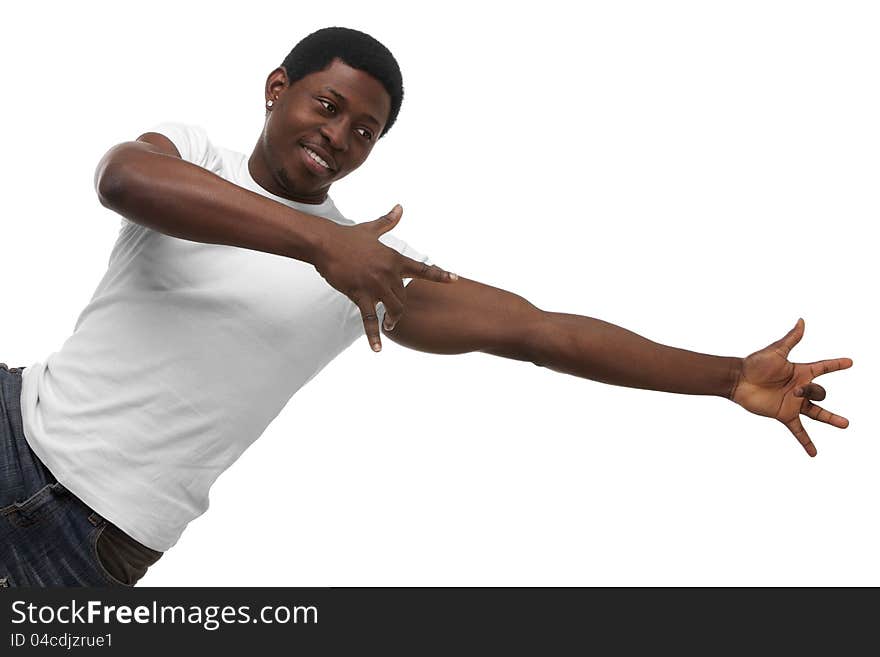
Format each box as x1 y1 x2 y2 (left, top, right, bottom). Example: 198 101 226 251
302 145 333 171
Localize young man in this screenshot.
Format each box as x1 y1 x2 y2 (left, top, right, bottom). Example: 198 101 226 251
0 27 852 587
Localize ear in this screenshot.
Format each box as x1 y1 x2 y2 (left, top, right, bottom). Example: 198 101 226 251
265 67 289 105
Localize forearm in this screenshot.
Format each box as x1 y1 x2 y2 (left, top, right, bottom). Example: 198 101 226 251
95 148 333 262
531 311 742 398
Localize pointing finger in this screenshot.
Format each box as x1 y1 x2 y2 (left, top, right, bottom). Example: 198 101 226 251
802 401 850 429
399 256 458 283
784 417 817 457
807 357 854 378
793 383 826 401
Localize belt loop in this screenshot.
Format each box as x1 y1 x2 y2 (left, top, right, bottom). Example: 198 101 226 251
88 511 105 527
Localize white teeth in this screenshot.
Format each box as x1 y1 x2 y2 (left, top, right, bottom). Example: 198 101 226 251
304 147 330 169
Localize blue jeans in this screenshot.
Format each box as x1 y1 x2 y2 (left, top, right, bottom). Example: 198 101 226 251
1 363 162 587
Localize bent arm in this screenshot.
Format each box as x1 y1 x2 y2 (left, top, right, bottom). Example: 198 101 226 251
385 277 743 398
94 132 457 352
94 134 334 262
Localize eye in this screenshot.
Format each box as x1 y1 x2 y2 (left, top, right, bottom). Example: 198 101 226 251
317 98 336 113
356 127 374 141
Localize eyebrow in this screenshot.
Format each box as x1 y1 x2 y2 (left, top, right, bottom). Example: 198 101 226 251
324 86 381 129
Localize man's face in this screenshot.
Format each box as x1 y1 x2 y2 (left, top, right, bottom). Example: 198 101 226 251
258 58 392 204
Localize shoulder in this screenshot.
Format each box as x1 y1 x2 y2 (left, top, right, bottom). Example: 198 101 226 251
139 121 221 170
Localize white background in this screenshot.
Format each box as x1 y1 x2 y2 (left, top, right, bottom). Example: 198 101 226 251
1 1 876 586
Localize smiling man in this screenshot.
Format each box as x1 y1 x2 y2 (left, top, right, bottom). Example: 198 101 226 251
0 27 852 588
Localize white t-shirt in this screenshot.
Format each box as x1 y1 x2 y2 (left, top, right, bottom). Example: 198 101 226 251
20 122 431 552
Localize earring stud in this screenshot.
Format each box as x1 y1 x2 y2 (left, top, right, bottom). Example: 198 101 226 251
266 100 274 109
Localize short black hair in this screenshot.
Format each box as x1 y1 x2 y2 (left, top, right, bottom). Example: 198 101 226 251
281 27 403 138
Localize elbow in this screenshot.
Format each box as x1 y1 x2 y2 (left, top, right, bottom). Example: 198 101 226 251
94 145 138 209
523 309 553 367
95 167 125 209
486 306 551 366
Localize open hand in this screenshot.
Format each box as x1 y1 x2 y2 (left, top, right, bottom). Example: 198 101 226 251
730 318 852 457
314 204 458 352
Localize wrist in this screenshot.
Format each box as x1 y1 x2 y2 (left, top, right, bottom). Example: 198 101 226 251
726 357 744 401
293 213 336 268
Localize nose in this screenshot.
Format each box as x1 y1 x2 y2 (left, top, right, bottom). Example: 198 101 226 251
320 117 349 152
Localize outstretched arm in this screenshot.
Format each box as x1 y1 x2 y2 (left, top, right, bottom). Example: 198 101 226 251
383 277 852 457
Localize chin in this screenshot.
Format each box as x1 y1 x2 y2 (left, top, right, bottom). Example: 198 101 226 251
278 167 330 200
276 166 305 193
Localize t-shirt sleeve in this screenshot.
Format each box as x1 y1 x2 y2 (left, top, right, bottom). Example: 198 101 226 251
372 233 434 328
118 122 222 231
144 121 223 172
377 232 433 269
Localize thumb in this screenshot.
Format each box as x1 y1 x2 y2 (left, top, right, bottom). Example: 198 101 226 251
768 317 805 359
370 204 403 235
